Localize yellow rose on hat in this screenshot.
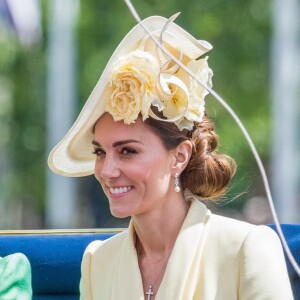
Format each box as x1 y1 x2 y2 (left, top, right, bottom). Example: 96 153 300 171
106 50 160 124
154 56 213 131
173 57 213 130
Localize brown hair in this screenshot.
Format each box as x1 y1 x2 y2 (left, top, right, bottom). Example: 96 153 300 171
144 114 236 200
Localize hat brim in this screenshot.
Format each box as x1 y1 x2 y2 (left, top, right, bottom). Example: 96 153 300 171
48 15 212 177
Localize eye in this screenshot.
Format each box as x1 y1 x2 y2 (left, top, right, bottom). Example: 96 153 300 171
92 147 105 157
121 147 137 155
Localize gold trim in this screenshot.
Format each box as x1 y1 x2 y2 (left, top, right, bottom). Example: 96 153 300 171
0 228 125 235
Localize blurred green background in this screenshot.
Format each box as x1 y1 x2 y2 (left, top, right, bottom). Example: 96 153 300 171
0 0 299 229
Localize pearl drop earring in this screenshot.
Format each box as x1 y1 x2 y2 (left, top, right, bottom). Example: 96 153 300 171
175 173 180 193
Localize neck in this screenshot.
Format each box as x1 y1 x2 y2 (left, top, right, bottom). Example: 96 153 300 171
133 194 190 259
133 194 190 299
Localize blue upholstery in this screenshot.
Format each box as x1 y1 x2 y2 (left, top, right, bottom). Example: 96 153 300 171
268 224 300 300
0 225 299 300
0 232 115 300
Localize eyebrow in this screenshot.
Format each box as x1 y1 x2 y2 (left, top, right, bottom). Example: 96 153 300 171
92 139 143 148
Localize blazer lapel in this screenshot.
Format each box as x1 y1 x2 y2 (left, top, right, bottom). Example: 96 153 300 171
111 193 210 300
156 196 211 300
112 222 144 300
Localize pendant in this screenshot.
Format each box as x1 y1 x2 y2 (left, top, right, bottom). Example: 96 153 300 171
146 285 154 300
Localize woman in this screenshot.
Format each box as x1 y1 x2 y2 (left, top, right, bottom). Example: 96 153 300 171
48 15 293 299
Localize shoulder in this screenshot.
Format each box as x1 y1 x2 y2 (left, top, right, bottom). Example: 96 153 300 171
82 230 127 264
0 253 31 278
0 252 31 269
209 213 280 241
205 215 293 298
208 214 255 249
80 230 130 298
206 214 286 262
0 253 32 299
209 213 254 232
210 214 285 257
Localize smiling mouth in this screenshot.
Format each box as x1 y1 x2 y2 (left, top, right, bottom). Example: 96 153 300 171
109 186 132 195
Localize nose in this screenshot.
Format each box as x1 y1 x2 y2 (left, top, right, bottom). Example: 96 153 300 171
94 156 121 181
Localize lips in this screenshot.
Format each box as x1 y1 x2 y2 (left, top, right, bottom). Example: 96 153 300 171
109 186 132 195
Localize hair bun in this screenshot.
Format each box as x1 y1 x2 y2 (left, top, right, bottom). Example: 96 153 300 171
193 120 218 154
182 116 236 200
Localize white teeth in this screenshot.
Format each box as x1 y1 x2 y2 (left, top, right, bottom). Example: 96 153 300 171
109 186 132 195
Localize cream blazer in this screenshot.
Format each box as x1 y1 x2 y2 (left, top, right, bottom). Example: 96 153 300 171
80 196 294 299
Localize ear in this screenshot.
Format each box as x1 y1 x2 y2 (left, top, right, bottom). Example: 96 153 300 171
171 140 193 174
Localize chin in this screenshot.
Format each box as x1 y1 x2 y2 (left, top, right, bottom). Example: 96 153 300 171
109 207 132 219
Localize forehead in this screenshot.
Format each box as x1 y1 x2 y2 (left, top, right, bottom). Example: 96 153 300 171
94 113 154 143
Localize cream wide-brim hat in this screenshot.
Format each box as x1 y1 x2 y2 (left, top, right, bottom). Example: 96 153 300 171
48 15 212 177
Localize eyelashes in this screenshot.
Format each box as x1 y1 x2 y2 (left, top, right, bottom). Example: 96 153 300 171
121 147 137 155
92 147 105 157
92 147 138 157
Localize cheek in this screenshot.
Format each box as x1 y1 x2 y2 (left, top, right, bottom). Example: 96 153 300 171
141 161 170 186
127 167 147 181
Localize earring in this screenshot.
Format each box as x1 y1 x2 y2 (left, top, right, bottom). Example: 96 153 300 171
174 173 181 193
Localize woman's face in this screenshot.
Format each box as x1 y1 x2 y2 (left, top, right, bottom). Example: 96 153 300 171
93 113 176 218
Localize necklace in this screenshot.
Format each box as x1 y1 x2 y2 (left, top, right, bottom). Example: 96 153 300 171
136 237 171 300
